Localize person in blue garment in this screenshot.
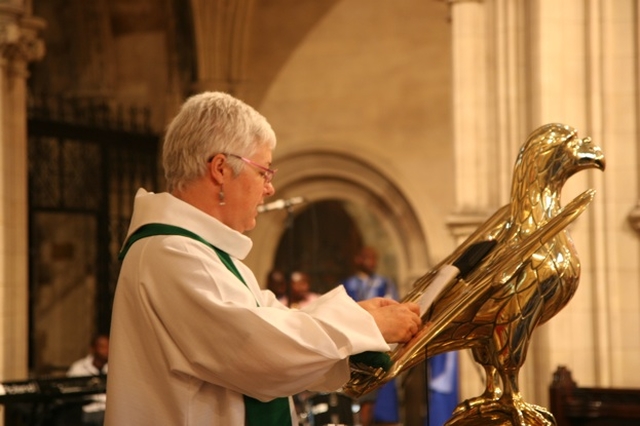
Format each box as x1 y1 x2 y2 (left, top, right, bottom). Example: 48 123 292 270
343 246 401 425
426 351 459 426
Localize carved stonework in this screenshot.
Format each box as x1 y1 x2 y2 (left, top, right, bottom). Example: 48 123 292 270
446 210 493 242
0 6 46 69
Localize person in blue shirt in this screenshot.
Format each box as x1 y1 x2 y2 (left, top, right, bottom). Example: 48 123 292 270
343 246 399 302
343 246 400 425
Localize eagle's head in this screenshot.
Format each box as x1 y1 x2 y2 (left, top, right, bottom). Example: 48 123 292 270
514 123 605 193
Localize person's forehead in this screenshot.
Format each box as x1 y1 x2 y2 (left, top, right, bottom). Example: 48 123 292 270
291 272 308 281
251 143 273 159
361 249 377 259
95 337 109 345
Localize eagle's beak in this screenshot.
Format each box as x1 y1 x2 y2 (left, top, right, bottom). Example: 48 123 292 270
576 137 606 171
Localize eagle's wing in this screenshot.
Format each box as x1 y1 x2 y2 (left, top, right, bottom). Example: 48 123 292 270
403 203 511 307
343 189 595 398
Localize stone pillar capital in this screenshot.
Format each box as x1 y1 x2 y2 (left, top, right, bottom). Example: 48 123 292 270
445 210 494 242
0 6 45 66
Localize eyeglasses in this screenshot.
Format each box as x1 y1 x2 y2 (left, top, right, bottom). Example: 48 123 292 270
227 153 277 184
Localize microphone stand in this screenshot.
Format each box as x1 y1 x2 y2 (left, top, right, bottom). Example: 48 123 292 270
284 204 296 308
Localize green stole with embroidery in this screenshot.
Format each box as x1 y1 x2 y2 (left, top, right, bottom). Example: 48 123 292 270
119 223 292 426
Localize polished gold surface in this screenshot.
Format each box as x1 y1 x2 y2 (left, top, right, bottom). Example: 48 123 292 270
343 123 605 425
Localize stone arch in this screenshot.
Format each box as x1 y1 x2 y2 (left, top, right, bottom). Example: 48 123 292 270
247 150 431 295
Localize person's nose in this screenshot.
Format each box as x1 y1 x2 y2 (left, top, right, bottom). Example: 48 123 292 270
264 181 275 197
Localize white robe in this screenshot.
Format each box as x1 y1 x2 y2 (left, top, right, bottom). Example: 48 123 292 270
104 189 389 425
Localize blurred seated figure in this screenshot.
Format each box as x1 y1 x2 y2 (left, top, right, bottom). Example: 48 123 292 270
266 268 287 300
342 246 400 426
67 333 109 426
279 271 319 309
279 271 320 309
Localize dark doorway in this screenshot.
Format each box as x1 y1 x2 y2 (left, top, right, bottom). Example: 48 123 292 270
271 198 399 297
272 200 363 295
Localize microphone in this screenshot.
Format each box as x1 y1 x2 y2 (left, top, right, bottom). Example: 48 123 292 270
258 196 306 213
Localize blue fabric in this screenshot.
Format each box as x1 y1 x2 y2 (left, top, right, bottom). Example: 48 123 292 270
343 272 399 423
343 274 399 301
373 380 399 422
426 352 459 426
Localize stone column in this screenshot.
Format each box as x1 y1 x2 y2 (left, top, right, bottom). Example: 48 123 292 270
0 1 44 390
446 0 539 403
449 0 490 212
448 0 640 407
445 0 493 403
190 0 253 97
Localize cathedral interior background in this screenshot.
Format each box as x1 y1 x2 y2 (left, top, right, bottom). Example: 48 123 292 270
0 0 639 425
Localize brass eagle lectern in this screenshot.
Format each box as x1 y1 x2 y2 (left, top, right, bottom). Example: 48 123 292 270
343 123 605 426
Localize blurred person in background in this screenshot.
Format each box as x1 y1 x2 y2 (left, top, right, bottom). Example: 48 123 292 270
278 270 319 309
343 246 401 426
267 268 287 300
67 333 109 426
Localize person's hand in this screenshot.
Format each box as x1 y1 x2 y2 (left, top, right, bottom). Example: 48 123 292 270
358 298 421 343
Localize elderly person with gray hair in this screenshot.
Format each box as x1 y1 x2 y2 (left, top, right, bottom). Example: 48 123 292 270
105 91 421 426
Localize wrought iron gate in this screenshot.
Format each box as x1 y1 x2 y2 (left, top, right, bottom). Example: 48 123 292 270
27 95 159 373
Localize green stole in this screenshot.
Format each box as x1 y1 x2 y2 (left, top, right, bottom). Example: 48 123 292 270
119 223 292 426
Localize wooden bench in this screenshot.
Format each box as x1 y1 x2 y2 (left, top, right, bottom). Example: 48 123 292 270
549 365 640 426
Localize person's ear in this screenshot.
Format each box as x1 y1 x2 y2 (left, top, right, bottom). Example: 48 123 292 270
208 153 227 183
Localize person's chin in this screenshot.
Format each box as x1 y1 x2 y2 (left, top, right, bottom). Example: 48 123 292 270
244 218 257 232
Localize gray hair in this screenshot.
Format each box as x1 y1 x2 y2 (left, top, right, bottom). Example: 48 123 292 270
162 91 277 192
